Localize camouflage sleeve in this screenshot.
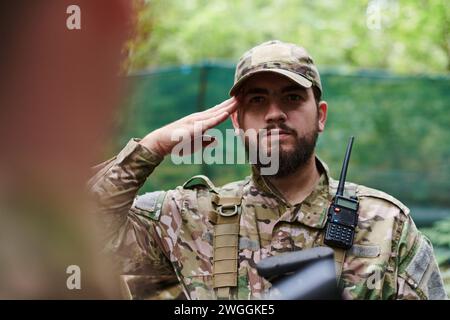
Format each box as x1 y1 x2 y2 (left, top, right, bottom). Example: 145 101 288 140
88 138 174 277
396 214 447 300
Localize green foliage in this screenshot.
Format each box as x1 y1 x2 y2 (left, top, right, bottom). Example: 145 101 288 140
127 0 450 73
422 218 450 249
422 218 450 296
118 65 450 209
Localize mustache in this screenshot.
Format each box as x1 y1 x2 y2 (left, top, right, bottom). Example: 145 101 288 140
263 123 297 137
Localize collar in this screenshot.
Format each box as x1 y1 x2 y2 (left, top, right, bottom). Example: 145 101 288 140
250 156 332 229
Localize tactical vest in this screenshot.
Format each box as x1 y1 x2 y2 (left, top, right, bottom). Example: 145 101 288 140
180 174 357 300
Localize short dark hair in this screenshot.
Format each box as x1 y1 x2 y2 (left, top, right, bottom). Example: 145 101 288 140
312 85 322 106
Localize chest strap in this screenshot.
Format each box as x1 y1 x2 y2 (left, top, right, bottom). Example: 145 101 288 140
333 247 346 283
182 175 248 299
211 187 246 299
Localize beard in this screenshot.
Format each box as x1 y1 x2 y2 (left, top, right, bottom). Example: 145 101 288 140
245 122 319 178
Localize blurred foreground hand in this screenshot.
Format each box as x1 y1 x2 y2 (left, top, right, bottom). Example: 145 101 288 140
0 0 133 299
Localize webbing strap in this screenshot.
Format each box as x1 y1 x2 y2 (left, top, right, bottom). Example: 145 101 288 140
211 180 249 300
213 201 241 299
182 175 219 193
182 175 247 299
333 248 346 282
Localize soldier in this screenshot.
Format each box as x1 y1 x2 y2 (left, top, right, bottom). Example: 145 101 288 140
89 40 447 300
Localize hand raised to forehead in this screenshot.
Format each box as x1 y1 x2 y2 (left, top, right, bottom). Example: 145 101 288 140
139 97 238 157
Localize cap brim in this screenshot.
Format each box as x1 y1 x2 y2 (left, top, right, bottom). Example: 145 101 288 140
229 68 313 97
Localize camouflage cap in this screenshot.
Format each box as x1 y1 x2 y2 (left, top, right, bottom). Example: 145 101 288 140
229 40 322 97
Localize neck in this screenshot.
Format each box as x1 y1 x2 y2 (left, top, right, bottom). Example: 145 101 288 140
266 154 321 205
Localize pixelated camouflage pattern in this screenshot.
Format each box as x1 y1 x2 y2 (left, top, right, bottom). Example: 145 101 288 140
88 139 447 300
229 40 322 96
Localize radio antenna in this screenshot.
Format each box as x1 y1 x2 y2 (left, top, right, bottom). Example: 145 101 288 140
336 136 355 197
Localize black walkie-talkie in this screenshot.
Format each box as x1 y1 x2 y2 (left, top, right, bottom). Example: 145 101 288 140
324 136 359 250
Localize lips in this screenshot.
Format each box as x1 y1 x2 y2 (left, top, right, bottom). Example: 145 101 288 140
264 129 292 138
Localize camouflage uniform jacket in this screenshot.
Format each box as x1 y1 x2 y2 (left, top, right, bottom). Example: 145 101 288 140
89 139 447 300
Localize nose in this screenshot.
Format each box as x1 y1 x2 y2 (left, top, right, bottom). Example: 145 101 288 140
264 100 287 123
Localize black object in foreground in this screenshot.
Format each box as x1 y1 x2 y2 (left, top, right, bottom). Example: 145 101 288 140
256 247 341 300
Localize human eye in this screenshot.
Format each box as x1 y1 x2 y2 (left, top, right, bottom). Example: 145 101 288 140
248 95 266 104
285 93 303 102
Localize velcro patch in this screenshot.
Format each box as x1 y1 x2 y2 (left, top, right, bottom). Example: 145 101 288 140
131 191 166 221
405 237 432 285
348 245 381 258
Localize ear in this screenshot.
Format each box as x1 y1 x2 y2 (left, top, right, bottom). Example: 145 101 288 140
230 108 241 131
317 101 328 133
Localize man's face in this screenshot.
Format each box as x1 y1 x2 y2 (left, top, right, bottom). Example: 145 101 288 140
231 72 328 177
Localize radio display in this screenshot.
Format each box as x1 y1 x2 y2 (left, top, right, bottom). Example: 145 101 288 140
336 197 358 210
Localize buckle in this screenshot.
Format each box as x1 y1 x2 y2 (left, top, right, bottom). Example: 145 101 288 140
218 205 238 217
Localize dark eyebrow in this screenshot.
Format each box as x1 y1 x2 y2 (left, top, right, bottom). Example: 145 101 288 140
281 85 307 94
242 85 306 96
243 87 269 96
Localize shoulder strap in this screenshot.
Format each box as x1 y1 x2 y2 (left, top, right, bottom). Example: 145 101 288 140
183 175 219 193
211 180 248 300
333 248 346 284
182 175 248 299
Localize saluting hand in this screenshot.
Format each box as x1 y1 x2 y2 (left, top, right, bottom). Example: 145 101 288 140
139 97 238 157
